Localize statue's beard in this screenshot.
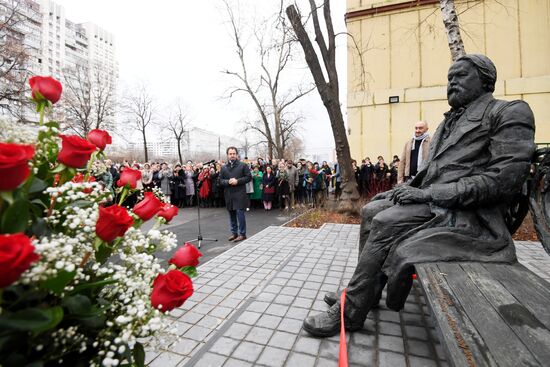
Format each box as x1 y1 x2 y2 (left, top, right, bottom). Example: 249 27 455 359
448 87 480 109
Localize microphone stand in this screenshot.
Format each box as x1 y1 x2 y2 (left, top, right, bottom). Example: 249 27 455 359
186 176 217 249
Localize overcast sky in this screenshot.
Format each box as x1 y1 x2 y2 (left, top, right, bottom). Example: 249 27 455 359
53 0 347 158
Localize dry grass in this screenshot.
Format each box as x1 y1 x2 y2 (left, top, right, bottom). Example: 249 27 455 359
284 207 361 229
286 203 539 242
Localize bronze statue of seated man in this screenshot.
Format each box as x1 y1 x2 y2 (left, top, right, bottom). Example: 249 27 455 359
303 54 536 337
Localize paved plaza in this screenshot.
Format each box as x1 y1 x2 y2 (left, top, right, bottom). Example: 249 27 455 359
146 224 550 367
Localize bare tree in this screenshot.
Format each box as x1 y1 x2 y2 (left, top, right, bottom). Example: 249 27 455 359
62 65 116 137
62 65 92 136
286 0 359 213
0 0 34 119
222 0 314 159
440 0 466 60
164 101 190 164
124 84 155 162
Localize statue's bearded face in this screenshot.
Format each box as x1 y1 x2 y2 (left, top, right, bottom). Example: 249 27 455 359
447 60 486 109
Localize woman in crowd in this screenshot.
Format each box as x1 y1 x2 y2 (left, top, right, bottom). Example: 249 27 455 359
276 162 290 210
295 161 306 208
157 162 172 202
261 165 276 211
312 162 326 208
183 164 195 207
373 155 390 194
250 165 263 209
303 162 316 207
171 164 186 208
197 165 211 207
141 163 154 191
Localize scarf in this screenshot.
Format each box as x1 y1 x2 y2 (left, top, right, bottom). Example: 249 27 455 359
411 132 429 169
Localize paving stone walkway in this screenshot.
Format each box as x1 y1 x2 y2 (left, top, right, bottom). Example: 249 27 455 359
146 224 550 367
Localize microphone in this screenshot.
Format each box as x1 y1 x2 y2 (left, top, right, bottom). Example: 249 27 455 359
202 159 215 166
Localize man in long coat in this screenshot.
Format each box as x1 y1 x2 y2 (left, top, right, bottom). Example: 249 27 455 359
220 147 252 243
304 54 536 337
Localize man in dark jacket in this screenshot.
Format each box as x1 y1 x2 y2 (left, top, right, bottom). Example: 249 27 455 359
220 146 252 242
303 54 536 337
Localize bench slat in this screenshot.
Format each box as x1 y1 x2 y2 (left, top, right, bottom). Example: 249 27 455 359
483 263 550 330
462 263 550 365
416 262 550 367
438 263 540 367
415 264 498 367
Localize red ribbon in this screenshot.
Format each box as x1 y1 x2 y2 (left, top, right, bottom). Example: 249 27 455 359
339 288 348 367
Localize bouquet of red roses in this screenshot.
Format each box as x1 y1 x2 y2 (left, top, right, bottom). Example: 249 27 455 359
0 77 201 367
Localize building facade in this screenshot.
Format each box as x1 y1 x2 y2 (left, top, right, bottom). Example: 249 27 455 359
346 0 550 161
0 0 117 122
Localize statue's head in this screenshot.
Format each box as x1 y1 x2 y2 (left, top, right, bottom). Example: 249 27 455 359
447 54 497 108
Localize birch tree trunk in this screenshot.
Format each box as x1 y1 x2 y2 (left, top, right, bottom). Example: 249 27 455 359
440 0 466 61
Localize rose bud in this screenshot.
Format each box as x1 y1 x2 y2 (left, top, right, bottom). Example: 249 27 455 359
157 204 178 223
150 270 194 312
87 129 112 151
71 172 96 183
0 233 40 288
116 167 142 189
169 242 202 268
95 205 134 242
57 134 97 168
0 143 35 191
133 192 163 221
29 76 63 104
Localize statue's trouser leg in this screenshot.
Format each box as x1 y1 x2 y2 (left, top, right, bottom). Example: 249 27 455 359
344 203 432 324
357 200 394 305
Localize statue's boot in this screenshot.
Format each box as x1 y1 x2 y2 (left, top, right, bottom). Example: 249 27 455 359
324 272 387 307
303 302 363 337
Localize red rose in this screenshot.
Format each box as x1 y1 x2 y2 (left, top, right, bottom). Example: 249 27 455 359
0 143 35 191
116 168 142 189
133 192 163 221
169 242 202 268
29 76 62 104
0 233 40 288
87 129 112 150
150 270 193 312
157 204 178 223
57 134 97 168
95 205 134 242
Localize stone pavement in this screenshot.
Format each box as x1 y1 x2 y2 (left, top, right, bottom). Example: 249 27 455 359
146 224 550 367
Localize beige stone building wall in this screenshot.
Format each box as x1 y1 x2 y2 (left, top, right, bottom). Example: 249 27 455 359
346 0 550 161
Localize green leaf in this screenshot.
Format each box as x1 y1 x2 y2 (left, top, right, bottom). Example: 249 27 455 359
0 191 14 205
0 307 63 334
41 271 76 295
62 295 93 315
133 342 145 367
95 243 113 263
28 177 48 194
51 164 66 173
45 121 60 129
71 200 94 208
180 266 198 278
1 199 30 233
70 277 116 294
29 217 50 238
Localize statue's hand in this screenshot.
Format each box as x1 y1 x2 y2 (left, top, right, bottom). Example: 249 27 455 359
371 190 392 201
391 186 432 204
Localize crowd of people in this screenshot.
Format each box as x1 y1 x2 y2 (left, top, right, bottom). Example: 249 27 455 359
89 154 407 213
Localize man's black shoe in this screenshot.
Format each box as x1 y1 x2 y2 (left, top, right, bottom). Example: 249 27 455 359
302 304 362 337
